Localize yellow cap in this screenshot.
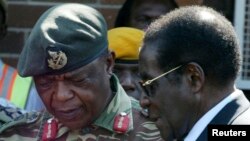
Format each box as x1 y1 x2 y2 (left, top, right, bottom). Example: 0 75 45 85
108 27 144 61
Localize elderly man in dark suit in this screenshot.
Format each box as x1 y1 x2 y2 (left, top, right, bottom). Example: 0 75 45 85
139 6 250 141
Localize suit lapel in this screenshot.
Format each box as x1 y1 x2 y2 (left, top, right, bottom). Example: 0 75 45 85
196 93 250 141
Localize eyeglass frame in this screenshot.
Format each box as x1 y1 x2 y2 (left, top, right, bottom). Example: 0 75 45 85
139 65 183 97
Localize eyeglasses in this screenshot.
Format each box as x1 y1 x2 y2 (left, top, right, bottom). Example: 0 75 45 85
139 65 182 97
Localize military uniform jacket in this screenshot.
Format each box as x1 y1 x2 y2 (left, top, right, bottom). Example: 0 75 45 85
0 75 163 141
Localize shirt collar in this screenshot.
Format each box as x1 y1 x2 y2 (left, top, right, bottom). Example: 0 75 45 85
184 88 242 141
93 74 133 132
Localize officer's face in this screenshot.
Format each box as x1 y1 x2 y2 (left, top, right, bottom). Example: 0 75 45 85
113 63 141 100
139 44 196 140
34 52 114 130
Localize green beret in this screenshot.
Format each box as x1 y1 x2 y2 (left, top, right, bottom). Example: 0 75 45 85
17 3 108 77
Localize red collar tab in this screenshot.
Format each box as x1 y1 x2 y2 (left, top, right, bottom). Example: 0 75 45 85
42 118 58 141
113 112 130 134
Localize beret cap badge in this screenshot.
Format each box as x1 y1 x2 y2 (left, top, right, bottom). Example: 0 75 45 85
47 50 67 70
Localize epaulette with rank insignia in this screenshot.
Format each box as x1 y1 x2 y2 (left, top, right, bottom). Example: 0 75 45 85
113 112 130 133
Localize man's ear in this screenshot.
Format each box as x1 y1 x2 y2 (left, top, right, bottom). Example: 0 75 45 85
105 51 115 77
184 62 205 93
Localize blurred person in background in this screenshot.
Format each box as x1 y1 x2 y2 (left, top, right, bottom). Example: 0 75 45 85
114 0 204 31
114 0 178 31
108 27 144 100
0 0 44 111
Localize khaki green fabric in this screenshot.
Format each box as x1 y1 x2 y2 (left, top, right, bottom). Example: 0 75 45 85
0 75 163 141
0 104 40 133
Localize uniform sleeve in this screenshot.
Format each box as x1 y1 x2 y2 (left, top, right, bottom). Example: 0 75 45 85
0 100 25 132
128 108 164 141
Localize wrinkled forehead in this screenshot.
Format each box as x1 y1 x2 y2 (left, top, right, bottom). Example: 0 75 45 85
114 63 138 69
133 0 174 13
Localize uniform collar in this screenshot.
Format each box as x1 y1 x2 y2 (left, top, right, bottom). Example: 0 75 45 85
93 74 133 132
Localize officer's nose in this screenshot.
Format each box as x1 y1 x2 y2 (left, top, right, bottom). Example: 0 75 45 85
54 81 74 102
120 72 136 92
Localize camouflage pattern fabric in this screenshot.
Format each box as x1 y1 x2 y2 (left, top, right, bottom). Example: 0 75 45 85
0 75 163 141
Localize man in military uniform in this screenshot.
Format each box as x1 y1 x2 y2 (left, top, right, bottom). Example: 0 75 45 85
108 27 144 100
0 3 163 141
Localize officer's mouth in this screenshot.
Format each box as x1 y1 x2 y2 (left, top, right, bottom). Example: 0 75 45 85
54 107 83 120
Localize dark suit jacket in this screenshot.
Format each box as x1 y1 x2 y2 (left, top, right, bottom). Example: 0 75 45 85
196 91 250 141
